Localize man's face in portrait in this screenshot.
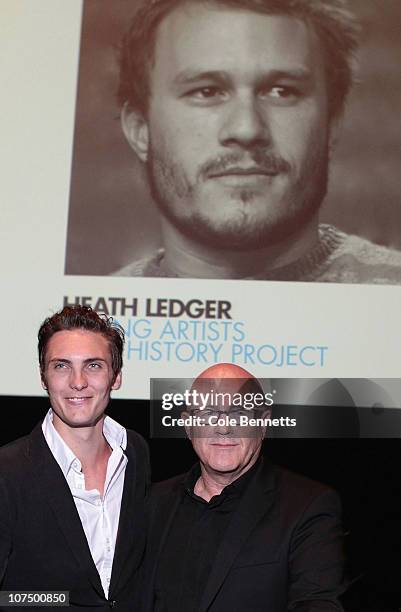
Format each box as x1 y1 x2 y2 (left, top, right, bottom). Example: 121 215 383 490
125 2 330 250
41 329 121 429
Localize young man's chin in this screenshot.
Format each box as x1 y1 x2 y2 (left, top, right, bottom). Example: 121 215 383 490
53 411 105 430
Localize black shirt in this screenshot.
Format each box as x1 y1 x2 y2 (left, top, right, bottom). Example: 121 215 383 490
154 460 261 612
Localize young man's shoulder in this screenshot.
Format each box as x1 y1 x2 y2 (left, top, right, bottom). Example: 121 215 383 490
126 428 148 449
126 428 150 468
0 433 31 475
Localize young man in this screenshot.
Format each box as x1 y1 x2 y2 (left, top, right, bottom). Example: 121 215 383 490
117 0 401 283
0 306 149 611
141 363 345 610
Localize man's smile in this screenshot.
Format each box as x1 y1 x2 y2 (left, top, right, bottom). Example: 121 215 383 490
65 396 92 405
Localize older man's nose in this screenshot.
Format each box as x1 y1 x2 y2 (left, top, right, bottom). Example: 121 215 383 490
214 412 234 435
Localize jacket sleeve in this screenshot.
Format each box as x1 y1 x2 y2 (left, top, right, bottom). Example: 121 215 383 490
0 476 13 585
287 488 345 611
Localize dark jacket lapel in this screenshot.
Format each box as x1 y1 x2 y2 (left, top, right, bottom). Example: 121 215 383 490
27 423 104 597
108 438 136 595
199 459 277 612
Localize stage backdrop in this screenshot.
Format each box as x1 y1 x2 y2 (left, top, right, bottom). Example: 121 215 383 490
0 0 400 401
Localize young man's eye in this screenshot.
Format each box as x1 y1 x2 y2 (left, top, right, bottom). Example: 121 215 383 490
54 363 67 370
87 362 104 371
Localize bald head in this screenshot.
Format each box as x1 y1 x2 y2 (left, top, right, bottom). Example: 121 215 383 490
195 362 255 379
191 362 265 404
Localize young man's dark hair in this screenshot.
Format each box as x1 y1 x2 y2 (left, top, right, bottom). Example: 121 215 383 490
118 0 359 120
38 305 124 379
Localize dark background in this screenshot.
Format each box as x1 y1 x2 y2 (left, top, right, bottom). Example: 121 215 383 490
2 397 400 611
65 0 401 276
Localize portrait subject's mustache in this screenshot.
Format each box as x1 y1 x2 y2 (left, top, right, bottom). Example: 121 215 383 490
201 151 291 179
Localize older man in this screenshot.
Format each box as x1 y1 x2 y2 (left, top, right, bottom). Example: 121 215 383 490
141 363 345 611
116 0 401 283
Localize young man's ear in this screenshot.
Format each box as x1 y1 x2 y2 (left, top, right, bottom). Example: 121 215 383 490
112 371 122 391
121 102 149 162
41 372 48 391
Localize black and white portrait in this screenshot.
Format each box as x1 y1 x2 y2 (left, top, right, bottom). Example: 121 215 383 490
65 0 401 283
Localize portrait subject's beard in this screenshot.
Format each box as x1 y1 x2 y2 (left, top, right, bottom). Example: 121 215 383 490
146 141 329 252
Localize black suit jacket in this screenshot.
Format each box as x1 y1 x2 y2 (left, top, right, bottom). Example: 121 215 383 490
141 460 344 611
0 422 150 611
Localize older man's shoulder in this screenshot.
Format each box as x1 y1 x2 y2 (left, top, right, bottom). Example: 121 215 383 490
274 464 338 503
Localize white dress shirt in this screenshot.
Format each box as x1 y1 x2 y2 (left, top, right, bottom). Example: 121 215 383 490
42 409 128 598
